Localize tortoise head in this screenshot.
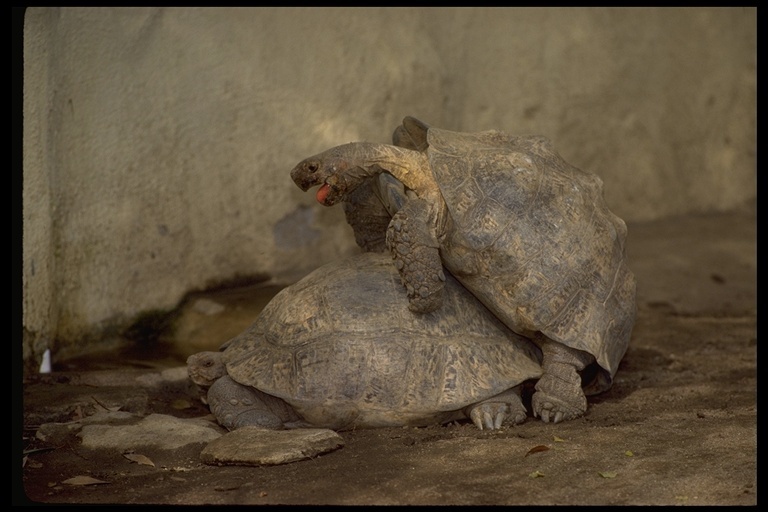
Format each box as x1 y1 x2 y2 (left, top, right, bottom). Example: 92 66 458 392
291 143 383 206
187 351 226 388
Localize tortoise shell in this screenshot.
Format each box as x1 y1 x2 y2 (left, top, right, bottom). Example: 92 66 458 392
396 119 636 393
219 252 542 429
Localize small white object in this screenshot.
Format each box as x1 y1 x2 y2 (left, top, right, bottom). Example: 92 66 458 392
39 349 51 373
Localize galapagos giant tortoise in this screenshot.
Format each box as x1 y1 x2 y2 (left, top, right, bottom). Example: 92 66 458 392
188 252 543 431
290 116 637 423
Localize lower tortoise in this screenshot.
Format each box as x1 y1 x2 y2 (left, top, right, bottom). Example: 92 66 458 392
188 252 543 431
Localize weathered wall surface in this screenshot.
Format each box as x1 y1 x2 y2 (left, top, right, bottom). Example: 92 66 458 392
22 7 756 373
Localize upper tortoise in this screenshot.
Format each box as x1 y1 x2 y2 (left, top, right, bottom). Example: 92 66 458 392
291 116 637 423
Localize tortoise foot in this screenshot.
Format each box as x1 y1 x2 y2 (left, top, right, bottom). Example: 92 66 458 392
405 283 444 314
531 366 587 423
466 388 527 430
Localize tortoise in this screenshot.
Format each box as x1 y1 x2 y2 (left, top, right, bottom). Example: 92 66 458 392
290 116 637 423
187 252 543 431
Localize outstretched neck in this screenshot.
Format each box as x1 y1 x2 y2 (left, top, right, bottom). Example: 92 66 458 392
343 142 434 195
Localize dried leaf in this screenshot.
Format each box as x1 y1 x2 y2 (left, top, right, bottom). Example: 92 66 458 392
172 399 192 410
90 395 121 412
525 445 550 457
62 475 109 486
598 471 618 478
624 450 634 457
71 405 84 422
528 470 545 478
124 453 155 467
553 436 566 442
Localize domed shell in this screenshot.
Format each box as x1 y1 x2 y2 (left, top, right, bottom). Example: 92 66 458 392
412 122 636 394
220 252 542 429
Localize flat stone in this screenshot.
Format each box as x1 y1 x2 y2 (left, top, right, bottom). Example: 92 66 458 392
200 427 344 466
78 413 223 450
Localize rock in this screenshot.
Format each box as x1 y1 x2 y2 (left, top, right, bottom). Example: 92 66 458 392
78 413 223 450
200 427 344 466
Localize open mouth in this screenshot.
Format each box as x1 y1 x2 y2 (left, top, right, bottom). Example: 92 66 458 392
315 183 332 204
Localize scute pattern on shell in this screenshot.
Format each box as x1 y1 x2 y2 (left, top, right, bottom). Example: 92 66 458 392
419 126 636 393
219 252 542 429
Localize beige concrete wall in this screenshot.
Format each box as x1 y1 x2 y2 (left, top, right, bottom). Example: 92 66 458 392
22 7 756 373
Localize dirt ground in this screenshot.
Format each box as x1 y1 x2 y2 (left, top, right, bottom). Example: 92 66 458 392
18 208 757 506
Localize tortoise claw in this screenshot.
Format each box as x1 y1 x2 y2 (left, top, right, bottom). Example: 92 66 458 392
467 391 527 430
531 373 587 423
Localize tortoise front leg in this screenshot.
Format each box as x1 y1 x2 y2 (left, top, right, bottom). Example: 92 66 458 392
343 173 409 253
342 178 392 253
531 335 593 423
207 376 302 431
386 197 446 314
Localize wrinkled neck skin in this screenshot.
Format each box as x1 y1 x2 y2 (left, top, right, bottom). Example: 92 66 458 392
332 143 448 237
344 143 433 194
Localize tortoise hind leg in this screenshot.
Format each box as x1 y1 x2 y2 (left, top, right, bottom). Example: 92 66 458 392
207 376 301 431
465 387 528 430
531 336 593 423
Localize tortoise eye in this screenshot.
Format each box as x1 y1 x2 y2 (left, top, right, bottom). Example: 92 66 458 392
308 162 319 173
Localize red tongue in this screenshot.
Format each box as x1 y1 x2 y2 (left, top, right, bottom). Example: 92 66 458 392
316 183 331 204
